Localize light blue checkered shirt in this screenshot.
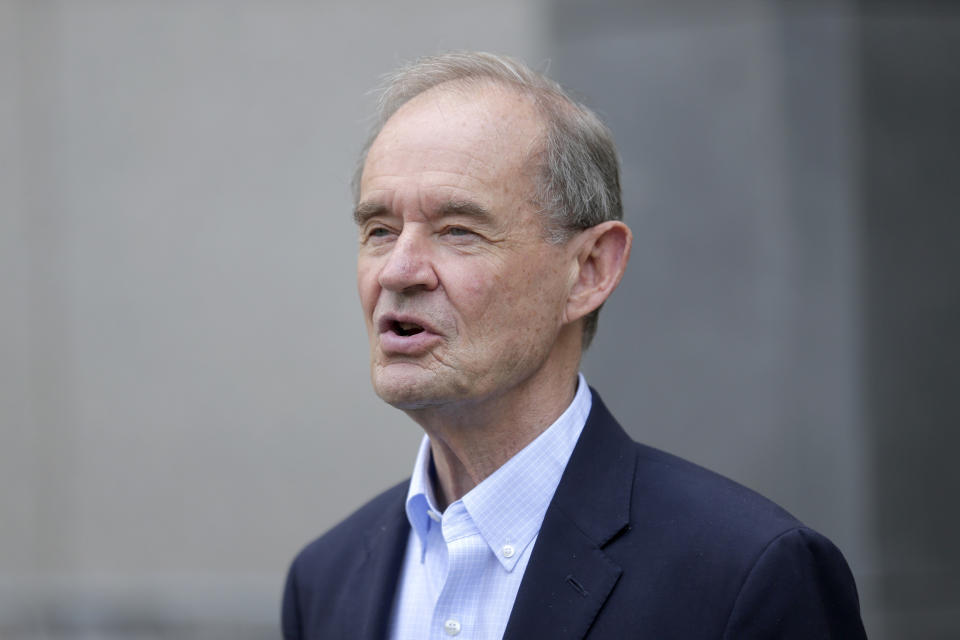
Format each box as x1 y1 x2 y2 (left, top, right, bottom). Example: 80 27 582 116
387 374 592 640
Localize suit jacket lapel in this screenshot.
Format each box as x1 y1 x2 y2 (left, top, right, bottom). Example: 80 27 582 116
341 486 410 640
503 390 636 640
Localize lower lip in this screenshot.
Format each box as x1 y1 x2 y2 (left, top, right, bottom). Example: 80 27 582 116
379 330 442 355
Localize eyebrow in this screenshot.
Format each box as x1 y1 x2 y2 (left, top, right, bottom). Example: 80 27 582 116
353 201 386 226
353 199 492 226
439 199 492 221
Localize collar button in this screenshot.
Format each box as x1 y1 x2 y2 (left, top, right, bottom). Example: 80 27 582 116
444 619 461 635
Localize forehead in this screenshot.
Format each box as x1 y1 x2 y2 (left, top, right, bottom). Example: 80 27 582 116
360 83 544 205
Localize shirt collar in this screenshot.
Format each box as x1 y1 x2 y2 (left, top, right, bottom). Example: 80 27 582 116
404 373 593 571
404 434 443 559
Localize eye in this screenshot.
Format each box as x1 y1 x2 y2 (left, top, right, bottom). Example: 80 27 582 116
443 226 474 238
363 225 396 243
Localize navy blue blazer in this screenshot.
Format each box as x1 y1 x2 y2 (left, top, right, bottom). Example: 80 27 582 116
283 390 867 639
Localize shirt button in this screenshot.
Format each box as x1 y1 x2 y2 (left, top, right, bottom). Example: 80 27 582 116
444 619 461 635
428 510 442 523
502 544 515 558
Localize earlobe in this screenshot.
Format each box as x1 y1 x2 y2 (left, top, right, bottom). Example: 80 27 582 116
564 221 632 323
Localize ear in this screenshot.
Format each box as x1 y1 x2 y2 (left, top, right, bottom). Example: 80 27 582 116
564 221 632 324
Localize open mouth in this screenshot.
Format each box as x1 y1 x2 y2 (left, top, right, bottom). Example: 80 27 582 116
392 321 424 337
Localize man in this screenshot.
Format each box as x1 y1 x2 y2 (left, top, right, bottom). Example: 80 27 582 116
283 52 867 639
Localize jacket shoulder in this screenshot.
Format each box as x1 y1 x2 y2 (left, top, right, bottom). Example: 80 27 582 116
604 439 864 636
289 478 408 580
574 394 865 637
282 480 408 640
587 390 805 546
631 440 802 541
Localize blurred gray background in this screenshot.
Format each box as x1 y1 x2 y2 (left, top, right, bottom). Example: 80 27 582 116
2 1 957 638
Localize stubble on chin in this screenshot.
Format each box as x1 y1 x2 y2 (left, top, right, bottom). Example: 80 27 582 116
370 357 470 411
371 360 432 410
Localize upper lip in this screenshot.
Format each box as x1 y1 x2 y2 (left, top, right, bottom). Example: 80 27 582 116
377 312 438 335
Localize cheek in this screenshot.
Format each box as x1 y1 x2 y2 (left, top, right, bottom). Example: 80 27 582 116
472 265 547 324
443 257 498 302
453 274 498 327
513 258 570 321
465 272 494 297
444 253 568 335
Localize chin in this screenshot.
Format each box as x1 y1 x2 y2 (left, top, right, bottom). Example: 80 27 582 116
374 384 447 411
371 367 452 411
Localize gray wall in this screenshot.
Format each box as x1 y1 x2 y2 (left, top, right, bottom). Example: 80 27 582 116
2 1 957 638
1 1 547 637
563 0 874 623
860 5 960 637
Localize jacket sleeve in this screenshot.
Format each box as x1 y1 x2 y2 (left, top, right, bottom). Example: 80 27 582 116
281 557 302 640
722 527 868 639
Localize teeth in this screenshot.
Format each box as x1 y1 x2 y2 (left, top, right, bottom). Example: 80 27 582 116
398 322 420 331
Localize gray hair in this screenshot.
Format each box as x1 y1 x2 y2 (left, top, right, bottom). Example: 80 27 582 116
353 51 622 349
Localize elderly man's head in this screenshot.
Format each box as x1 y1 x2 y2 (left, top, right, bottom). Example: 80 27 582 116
354 52 629 411
355 52 624 348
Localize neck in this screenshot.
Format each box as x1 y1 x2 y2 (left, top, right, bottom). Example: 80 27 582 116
408 357 581 511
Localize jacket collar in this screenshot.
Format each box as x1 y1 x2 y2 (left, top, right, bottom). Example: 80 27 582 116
344 388 635 640
503 388 636 639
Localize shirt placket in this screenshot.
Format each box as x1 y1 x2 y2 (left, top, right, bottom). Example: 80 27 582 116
432 506 490 638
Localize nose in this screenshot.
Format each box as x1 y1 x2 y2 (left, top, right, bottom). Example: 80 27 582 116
377 229 439 292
